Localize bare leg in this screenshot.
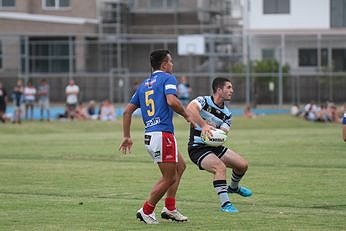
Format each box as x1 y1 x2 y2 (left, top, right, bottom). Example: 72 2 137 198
147 162 177 206
220 149 248 175
201 154 227 180
166 151 186 198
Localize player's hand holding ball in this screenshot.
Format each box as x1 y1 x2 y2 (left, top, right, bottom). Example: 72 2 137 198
201 126 227 147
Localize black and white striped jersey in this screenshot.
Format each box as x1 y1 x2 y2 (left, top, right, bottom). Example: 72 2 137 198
188 96 232 147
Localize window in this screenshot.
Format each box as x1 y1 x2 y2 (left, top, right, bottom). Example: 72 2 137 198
331 0 346 27
298 48 328 67
150 0 177 8
43 0 70 9
21 37 75 73
332 49 346 71
0 40 2 69
263 0 290 14
262 49 275 60
0 0 15 7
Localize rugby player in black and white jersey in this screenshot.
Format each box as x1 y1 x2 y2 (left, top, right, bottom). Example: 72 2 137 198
186 77 252 213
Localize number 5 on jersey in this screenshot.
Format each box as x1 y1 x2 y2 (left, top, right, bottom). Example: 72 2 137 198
145 90 155 116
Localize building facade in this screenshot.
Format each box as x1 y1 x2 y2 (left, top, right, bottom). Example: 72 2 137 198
246 0 346 73
0 0 345 104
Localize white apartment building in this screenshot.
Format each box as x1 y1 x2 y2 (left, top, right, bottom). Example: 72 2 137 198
245 0 346 74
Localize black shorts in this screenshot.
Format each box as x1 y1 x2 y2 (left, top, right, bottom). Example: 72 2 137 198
188 145 228 170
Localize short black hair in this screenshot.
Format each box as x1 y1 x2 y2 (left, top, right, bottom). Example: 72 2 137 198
150 49 171 70
212 77 231 93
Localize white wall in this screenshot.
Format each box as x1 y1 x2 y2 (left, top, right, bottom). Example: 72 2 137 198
250 35 346 72
248 0 330 29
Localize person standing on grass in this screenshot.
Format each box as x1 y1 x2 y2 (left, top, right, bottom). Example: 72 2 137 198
343 111 346 142
177 75 192 106
23 80 36 120
186 77 252 213
0 81 8 123
65 79 79 120
12 79 24 124
119 49 191 224
37 78 50 121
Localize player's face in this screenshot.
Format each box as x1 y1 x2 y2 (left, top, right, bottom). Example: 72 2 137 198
162 54 173 74
220 81 233 101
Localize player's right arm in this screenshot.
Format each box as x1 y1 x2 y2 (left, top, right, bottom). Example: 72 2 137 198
186 98 215 138
119 103 138 154
166 94 191 123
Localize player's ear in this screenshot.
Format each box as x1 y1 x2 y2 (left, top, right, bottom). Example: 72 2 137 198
161 61 168 71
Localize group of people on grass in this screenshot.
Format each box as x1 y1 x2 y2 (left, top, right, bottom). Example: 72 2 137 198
59 79 116 121
0 78 50 123
291 100 345 123
0 78 116 123
58 98 116 122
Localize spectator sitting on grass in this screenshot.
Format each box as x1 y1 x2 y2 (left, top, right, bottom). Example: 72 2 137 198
243 104 255 119
87 100 98 120
316 104 330 122
100 99 115 121
327 102 339 123
75 103 88 120
304 101 318 121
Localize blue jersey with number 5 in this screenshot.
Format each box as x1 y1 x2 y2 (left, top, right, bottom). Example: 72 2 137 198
130 70 177 133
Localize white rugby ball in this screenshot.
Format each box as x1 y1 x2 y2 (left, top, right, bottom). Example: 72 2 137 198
201 129 227 147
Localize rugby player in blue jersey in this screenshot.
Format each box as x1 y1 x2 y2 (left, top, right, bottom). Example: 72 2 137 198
119 50 191 224
186 77 252 213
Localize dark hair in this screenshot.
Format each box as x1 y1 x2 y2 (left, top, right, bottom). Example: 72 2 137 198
212 77 231 93
150 49 171 70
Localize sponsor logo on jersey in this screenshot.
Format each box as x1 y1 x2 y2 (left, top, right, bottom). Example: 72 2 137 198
145 117 161 128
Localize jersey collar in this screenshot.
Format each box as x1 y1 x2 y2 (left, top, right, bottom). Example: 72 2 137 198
211 95 224 109
152 70 164 74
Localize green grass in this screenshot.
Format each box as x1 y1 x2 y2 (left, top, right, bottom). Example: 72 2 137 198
0 115 345 230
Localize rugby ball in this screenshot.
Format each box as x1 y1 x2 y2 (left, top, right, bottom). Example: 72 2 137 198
201 129 227 147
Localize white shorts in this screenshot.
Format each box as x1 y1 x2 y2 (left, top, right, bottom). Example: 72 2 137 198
144 131 178 163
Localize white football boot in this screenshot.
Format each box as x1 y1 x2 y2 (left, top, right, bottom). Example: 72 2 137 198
160 207 188 222
136 208 159 224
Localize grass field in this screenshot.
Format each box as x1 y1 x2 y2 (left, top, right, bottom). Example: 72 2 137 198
0 115 345 230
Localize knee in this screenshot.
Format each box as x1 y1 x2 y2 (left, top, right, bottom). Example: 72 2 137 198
237 160 248 174
214 162 227 176
163 170 178 185
167 175 177 186
179 161 186 174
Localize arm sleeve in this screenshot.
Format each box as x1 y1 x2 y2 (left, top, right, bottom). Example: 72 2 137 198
192 96 206 110
164 75 177 95
129 90 140 107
